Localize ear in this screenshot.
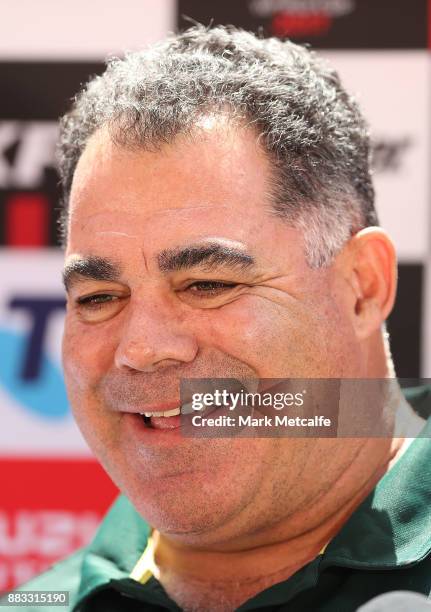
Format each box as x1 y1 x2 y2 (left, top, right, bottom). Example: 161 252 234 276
337 227 397 340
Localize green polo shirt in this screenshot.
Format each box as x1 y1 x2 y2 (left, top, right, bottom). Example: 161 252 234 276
13 386 431 611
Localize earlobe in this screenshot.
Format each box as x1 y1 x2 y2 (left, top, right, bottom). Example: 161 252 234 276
346 228 397 339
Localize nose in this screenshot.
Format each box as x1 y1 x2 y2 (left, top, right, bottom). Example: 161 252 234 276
114 295 198 373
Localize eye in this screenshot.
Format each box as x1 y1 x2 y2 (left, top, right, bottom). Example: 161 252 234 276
76 294 120 309
73 293 128 322
185 281 238 297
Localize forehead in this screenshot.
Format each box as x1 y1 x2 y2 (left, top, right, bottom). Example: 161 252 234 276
66 123 306 272
70 123 269 219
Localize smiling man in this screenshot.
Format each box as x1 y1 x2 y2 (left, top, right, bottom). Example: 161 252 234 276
17 25 431 612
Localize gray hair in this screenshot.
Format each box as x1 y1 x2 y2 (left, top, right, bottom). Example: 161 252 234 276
58 24 378 267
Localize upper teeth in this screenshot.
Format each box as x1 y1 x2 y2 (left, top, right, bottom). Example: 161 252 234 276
140 407 181 418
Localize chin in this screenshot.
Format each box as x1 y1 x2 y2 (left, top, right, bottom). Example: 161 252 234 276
134 498 229 538
124 476 239 538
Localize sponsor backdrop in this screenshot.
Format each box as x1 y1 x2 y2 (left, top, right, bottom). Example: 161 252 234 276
0 0 429 592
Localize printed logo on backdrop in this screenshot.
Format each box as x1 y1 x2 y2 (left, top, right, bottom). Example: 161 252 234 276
0 121 59 247
0 459 118 592
249 0 354 38
0 253 89 454
0 297 67 420
0 508 99 591
177 0 427 48
371 136 413 174
0 62 104 248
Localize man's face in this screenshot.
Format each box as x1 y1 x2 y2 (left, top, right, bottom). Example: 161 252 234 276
63 123 363 543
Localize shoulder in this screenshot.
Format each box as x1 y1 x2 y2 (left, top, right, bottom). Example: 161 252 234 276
8 548 87 611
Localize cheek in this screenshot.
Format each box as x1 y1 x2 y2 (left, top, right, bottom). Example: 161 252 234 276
62 317 121 458
199 294 354 377
62 315 117 393
195 297 296 375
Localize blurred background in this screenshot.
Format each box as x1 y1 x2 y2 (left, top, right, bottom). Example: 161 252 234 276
0 0 429 592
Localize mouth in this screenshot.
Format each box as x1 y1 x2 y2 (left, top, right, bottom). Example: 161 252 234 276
141 406 181 418
138 404 183 430
129 379 252 432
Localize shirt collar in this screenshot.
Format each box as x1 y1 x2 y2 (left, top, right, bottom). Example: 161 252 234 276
322 416 431 569
75 495 151 605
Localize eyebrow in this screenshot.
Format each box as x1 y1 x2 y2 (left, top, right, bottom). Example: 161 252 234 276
157 242 255 273
63 242 256 291
62 256 121 292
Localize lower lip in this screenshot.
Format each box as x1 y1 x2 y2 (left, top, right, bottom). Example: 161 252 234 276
149 414 181 429
123 413 184 445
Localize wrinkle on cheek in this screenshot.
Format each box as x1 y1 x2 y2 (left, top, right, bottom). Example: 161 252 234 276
243 286 301 311
195 297 281 366
247 272 345 327
208 288 346 377
237 287 329 331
